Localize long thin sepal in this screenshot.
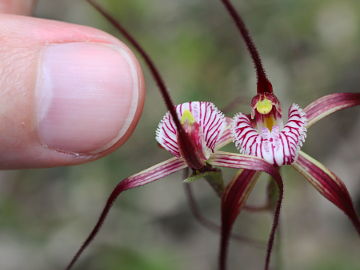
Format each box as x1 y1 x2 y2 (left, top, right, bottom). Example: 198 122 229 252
219 169 258 270
86 0 203 169
304 93 360 128
209 151 277 174
219 169 284 270
65 158 187 270
292 151 360 234
219 0 272 93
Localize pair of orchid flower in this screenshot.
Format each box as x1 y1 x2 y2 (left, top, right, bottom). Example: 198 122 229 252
66 1 360 270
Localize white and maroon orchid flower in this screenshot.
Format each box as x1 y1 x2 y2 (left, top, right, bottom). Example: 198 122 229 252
65 100 282 270
66 2 360 270
65 2 285 270
156 101 230 165
233 93 307 166
218 1 360 270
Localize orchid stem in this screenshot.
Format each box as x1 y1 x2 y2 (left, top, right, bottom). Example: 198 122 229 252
183 181 265 248
264 172 284 270
86 0 203 169
219 0 272 93
275 219 283 270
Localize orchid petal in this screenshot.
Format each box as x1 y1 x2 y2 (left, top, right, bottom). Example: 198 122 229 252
156 102 227 158
304 92 360 128
65 158 187 270
219 169 284 270
292 151 360 234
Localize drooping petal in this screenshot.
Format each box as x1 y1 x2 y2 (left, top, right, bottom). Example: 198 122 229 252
65 158 187 270
219 170 258 270
156 102 227 159
292 151 360 234
232 104 307 166
304 93 360 128
219 169 284 270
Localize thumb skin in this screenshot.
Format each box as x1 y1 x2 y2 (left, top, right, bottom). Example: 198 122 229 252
0 14 145 169
0 0 36 15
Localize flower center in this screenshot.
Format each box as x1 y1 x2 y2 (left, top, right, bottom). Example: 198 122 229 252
156 101 228 165
256 98 273 114
255 98 279 131
179 109 208 162
180 109 196 125
233 99 307 166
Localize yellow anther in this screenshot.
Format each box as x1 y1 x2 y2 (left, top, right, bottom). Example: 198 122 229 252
181 110 196 125
256 98 273 114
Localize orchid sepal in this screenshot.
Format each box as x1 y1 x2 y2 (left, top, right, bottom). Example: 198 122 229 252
220 169 259 270
65 157 187 270
292 151 360 234
304 92 360 128
209 151 277 175
219 168 284 270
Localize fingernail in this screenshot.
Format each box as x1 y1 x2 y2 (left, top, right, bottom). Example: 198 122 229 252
36 43 140 154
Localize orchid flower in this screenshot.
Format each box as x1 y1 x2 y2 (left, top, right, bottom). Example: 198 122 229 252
218 0 360 270
65 1 284 269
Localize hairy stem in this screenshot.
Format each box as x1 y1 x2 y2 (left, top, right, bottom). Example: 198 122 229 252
264 172 284 270
219 0 272 93
87 0 203 169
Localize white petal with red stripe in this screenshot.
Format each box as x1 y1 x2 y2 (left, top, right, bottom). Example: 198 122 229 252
232 104 307 166
156 102 227 158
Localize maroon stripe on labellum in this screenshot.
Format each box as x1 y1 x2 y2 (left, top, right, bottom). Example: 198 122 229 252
293 151 360 234
216 117 233 147
304 93 360 128
65 158 187 270
156 102 228 162
232 104 306 166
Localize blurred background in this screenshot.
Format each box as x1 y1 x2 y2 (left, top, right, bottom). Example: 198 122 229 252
0 0 359 269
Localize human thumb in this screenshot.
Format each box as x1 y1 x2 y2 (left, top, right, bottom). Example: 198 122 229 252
0 14 145 169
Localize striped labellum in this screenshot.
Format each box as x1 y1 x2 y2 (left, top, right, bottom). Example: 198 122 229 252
232 94 307 166
156 101 231 165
